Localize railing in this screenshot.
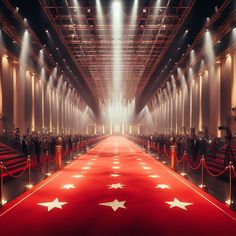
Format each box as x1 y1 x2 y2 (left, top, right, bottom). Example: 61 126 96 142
128 135 236 209
0 134 106 207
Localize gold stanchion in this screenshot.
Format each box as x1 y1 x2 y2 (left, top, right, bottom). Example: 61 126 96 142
0 162 4 207
225 162 236 208
55 136 63 169
45 151 51 178
170 145 176 170
181 151 187 178
199 156 207 191
25 157 33 190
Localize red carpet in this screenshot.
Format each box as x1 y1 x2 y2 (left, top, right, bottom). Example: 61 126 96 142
0 136 236 236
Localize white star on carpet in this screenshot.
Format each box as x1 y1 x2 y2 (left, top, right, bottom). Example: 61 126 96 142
143 166 151 170
113 166 120 169
137 158 142 161
73 174 84 178
82 166 90 170
140 162 146 165
156 184 170 189
38 198 67 212
113 161 120 164
108 183 125 189
99 199 126 211
166 198 193 210
87 162 93 165
148 175 160 178
61 184 75 189
91 158 96 161
110 174 120 177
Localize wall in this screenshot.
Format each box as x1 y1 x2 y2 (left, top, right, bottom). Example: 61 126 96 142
148 51 236 137
0 52 88 135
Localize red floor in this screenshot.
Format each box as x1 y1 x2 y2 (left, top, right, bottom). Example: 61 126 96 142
0 136 236 236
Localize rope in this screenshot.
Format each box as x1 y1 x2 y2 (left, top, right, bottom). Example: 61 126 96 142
185 155 202 170
203 160 229 177
230 164 236 177
3 160 29 178
176 152 186 163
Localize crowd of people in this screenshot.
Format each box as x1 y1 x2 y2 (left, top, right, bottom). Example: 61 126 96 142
138 127 226 161
1 128 90 165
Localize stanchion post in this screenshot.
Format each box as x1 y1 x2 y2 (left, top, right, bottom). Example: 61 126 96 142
45 151 51 178
226 162 236 208
199 156 207 191
0 162 3 207
55 136 63 169
181 151 187 177
25 156 33 190
170 145 176 170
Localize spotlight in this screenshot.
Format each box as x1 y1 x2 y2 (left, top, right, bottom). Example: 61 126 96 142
45 172 51 177
143 8 147 13
25 184 33 190
185 29 189 33
87 8 91 13
1 199 7 205
181 172 187 177
45 29 49 33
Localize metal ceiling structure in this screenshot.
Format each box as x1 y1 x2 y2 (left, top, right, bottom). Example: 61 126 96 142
40 0 195 108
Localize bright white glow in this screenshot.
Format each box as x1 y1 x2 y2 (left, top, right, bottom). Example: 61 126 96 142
19 30 30 66
112 0 122 95
1 199 7 205
0 29 6 51
231 28 236 43
130 0 138 26
190 49 196 65
204 30 215 64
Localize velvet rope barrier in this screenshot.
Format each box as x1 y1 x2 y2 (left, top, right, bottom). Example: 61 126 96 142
3 159 29 179
0 162 3 207
176 151 186 163
185 154 202 170
203 160 229 177
232 164 236 177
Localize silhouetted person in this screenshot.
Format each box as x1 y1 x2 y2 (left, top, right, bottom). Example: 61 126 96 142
22 136 28 156
34 137 41 164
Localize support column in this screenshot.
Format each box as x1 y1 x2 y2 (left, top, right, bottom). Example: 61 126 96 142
31 74 35 132
198 75 203 132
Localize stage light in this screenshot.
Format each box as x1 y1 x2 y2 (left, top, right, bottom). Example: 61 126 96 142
87 8 91 13
199 184 207 189
1 199 7 205
25 184 33 190
185 29 189 33
143 8 147 13
45 29 49 33
181 172 187 177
